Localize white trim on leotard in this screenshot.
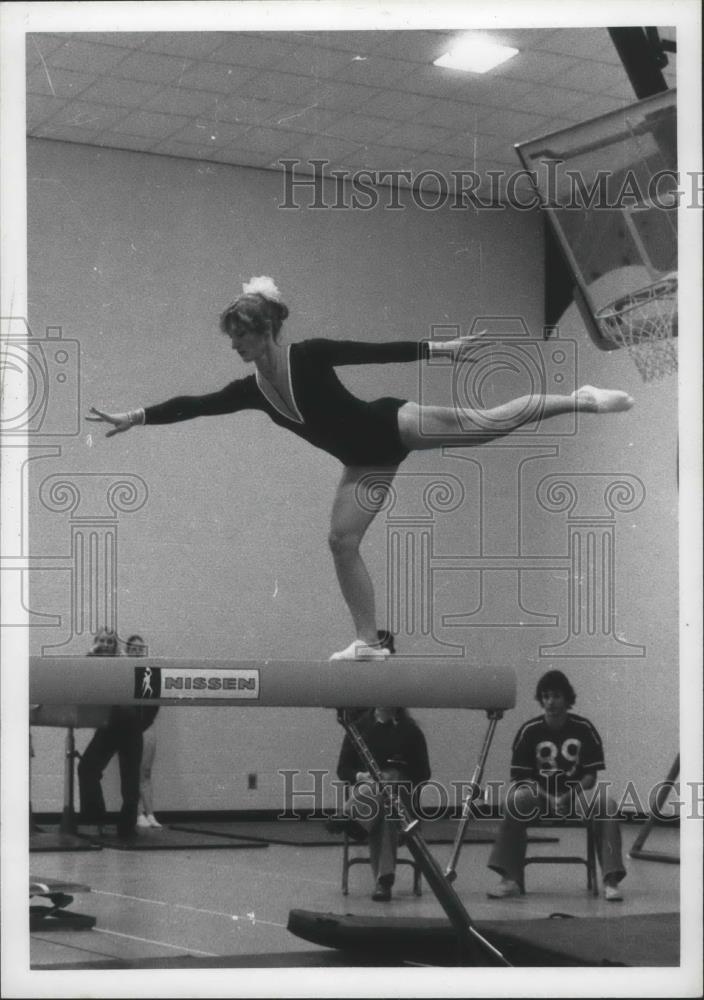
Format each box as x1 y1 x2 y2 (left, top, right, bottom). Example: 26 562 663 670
255 345 304 425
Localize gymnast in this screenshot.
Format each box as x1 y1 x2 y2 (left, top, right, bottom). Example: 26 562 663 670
87 276 634 660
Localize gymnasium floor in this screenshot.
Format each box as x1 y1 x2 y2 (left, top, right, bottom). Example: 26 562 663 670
29 823 680 970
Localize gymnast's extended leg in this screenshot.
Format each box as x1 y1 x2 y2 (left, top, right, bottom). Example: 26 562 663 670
328 466 397 660
397 385 633 449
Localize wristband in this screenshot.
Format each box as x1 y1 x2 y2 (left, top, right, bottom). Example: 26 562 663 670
127 408 145 426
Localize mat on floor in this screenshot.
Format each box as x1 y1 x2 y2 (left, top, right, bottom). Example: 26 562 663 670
76 827 269 852
169 818 559 847
30 829 102 853
30 876 96 932
287 909 680 967
32 950 384 969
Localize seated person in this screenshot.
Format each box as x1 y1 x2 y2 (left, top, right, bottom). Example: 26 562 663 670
487 669 626 902
334 706 431 902
77 628 143 841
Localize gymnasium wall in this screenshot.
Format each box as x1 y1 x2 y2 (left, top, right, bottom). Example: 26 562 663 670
27 137 678 816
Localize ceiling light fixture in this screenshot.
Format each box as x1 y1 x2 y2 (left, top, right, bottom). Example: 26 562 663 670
434 37 519 73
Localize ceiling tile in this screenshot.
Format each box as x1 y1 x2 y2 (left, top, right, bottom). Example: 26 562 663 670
402 64 474 100
369 30 456 64
515 82 595 119
26 33 74 71
538 28 620 63
498 50 577 86
41 39 131 74
76 32 152 50
273 42 358 78
329 55 417 89
176 62 262 94
110 110 190 139
233 127 300 155
410 98 484 130
298 31 387 54
270 105 345 135
434 131 499 161
556 60 629 95
77 78 164 109
235 70 324 104
278 133 362 163
406 150 477 179
213 95 297 126
324 113 398 144
210 33 307 70
48 100 131 129
307 79 381 113
109 50 194 85
477 107 551 139
360 90 436 121
378 121 455 152
143 87 225 117
339 144 419 172
26 94 68 130
23 30 678 198
140 33 225 58
169 119 255 146
26 66 97 101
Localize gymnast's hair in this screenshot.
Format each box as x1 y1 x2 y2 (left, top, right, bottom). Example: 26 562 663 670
219 275 289 342
535 669 576 709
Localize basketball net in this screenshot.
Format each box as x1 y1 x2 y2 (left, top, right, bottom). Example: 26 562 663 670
596 273 678 382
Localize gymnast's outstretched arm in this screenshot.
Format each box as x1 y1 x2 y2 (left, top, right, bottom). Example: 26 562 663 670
304 332 486 367
86 379 259 435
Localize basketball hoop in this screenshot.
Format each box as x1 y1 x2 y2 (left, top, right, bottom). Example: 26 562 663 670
596 273 678 382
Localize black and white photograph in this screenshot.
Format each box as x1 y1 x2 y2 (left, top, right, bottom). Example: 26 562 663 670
1 1 702 997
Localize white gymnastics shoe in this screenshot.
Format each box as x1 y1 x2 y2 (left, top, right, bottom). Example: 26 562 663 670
330 639 391 661
146 814 162 829
486 878 522 900
136 814 151 829
572 385 634 413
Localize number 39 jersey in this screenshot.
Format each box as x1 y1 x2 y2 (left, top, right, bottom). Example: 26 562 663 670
509 713 606 795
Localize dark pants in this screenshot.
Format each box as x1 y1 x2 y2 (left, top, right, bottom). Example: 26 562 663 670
78 710 143 837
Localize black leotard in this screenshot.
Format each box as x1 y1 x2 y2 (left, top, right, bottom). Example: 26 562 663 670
144 338 428 466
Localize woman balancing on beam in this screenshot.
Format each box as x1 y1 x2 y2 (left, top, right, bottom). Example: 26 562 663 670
87 276 634 661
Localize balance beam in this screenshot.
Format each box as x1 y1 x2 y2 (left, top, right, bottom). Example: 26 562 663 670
29 657 515 711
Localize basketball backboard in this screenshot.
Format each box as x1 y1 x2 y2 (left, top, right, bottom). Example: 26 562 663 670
515 89 677 378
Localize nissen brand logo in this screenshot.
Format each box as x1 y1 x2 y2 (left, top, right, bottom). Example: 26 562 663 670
134 667 259 700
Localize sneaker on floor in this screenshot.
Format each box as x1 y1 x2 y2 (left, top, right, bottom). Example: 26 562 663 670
371 877 393 902
146 814 162 828
487 878 522 899
330 639 391 661
604 882 623 902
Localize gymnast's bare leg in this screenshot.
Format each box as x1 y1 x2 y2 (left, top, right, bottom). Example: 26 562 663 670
329 466 398 660
397 385 633 449
329 386 633 658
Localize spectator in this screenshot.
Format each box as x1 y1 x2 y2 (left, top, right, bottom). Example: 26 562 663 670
77 628 143 841
334 706 430 902
487 669 627 902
